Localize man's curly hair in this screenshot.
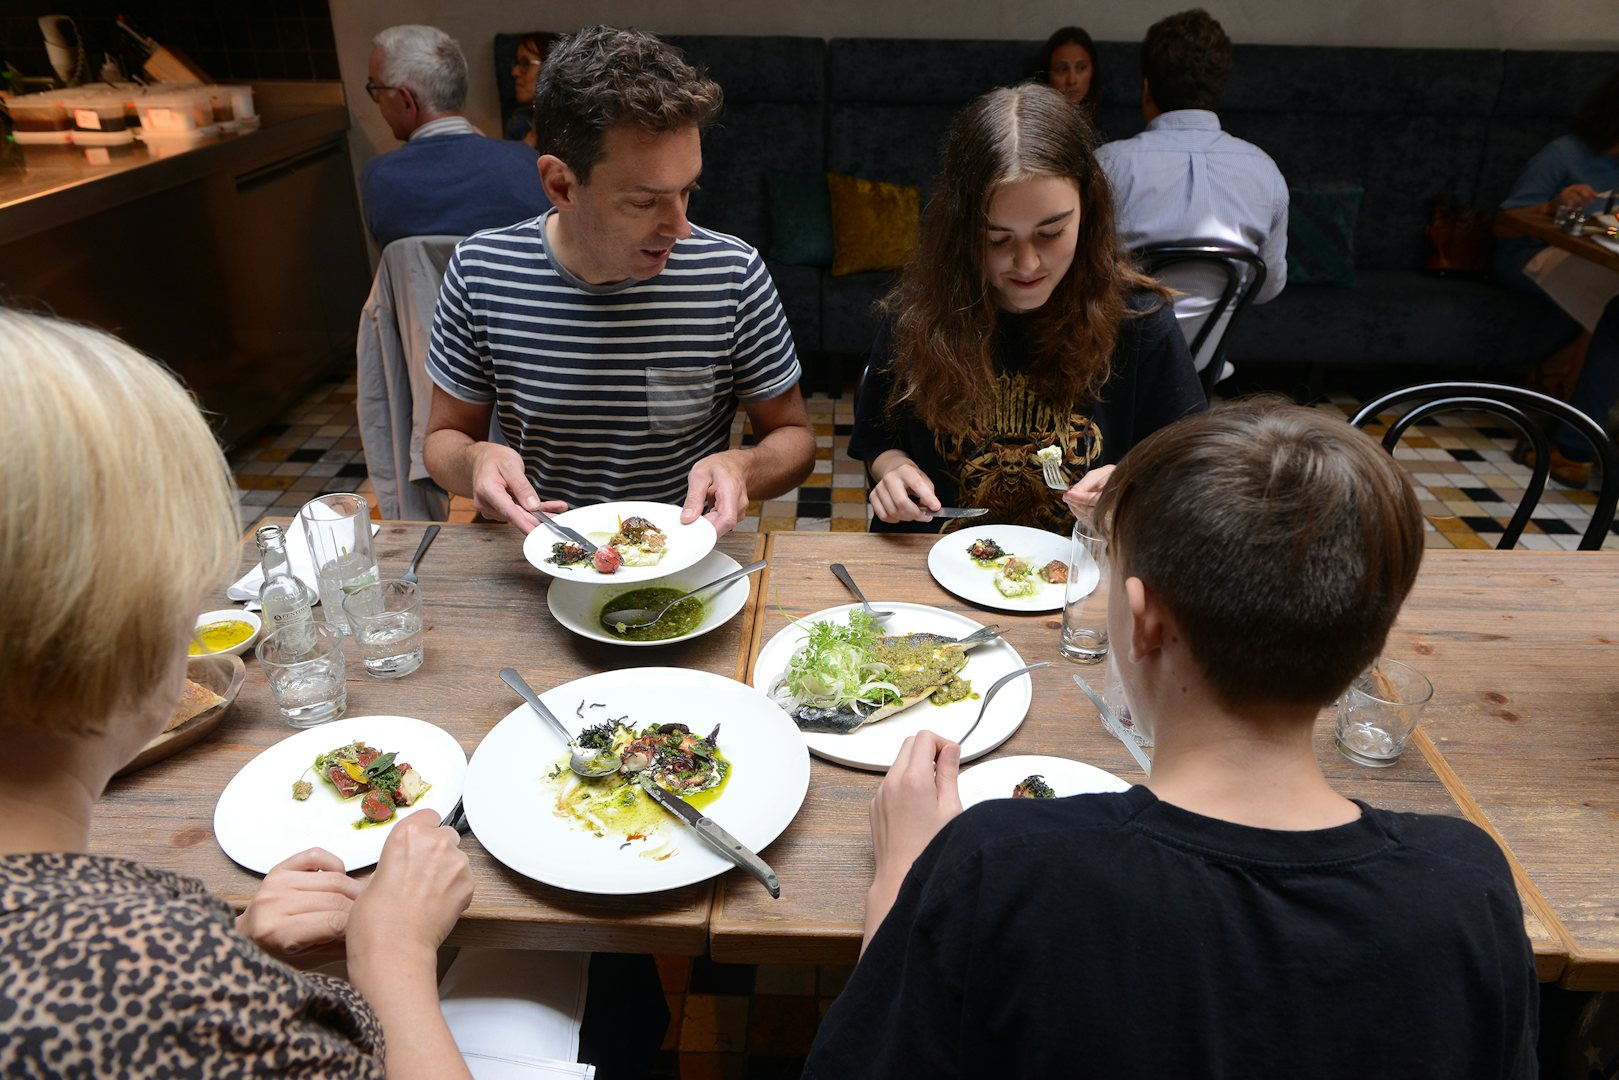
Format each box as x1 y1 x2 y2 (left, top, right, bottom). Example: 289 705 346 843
534 25 723 183
1141 9 1233 114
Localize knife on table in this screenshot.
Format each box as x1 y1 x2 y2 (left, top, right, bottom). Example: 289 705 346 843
637 776 781 898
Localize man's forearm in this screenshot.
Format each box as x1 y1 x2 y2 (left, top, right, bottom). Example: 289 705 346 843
734 423 816 501
423 429 482 499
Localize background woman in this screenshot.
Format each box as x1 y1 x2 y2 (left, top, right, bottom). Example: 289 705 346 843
0 309 591 1079
849 83 1203 534
1036 26 1102 120
1495 69 1619 487
506 31 560 145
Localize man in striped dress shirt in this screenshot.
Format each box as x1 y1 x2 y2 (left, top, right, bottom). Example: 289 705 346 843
423 25 814 534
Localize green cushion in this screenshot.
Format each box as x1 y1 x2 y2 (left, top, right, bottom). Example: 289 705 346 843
1287 183 1364 287
765 169 834 268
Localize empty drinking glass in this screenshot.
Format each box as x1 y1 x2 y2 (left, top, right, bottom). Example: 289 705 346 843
342 579 425 679
257 623 348 727
1335 658 1433 767
1060 523 1108 663
299 493 379 635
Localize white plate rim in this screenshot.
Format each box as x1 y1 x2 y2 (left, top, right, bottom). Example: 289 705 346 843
212 715 468 874
462 667 810 895
750 602 1033 772
546 550 750 647
927 524 1071 613
956 753 1130 809
522 501 718 584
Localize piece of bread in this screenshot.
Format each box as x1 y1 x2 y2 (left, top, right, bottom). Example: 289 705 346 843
167 679 226 732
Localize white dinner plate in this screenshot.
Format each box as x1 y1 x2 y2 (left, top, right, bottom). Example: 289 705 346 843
927 524 1074 613
547 550 750 647
213 715 468 874
751 602 1033 771
522 501 717 584
957 754 1131 809
463 667 809 895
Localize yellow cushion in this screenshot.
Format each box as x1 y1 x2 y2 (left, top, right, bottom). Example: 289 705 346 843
827 173 921 277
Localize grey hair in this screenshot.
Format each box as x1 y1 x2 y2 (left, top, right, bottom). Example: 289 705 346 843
373 24 468 114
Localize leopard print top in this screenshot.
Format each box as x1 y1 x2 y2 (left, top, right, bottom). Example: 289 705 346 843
0 851 386 1078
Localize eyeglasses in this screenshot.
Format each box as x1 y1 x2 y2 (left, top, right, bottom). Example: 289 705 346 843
513 59 542 69
364 80 400 103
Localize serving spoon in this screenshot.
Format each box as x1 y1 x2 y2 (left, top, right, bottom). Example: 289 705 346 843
499 667 620 777
600 559 768 631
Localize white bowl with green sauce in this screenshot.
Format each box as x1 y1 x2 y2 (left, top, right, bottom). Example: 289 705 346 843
546 551 751 646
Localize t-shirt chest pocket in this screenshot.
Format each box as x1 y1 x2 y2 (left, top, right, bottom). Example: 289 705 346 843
645 367 723 436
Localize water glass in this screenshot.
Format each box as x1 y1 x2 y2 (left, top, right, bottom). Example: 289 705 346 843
1060 523 1108 663
257 623 348 727
1335 658 1434 767
299 493 379 634
1102 651 1152 749
343 579 425 679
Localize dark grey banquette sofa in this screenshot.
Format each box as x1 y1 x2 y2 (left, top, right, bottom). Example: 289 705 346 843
498 34 1616 391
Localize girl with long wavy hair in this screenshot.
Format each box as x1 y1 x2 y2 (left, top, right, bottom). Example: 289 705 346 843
849 83 1204 533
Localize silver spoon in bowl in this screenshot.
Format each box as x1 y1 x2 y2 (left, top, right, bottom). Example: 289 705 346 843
599 559 768 631
499 667 620 777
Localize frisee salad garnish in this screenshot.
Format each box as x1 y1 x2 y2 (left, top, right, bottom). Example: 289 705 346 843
768 608 903 718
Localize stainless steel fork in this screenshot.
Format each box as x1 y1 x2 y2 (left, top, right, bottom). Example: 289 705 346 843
1039 456 1072 491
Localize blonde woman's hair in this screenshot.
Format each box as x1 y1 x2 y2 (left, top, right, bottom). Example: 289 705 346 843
0 309 239 734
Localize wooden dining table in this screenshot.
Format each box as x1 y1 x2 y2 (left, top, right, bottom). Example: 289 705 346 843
94 519 765 955
96 523 1616 987
1496 205 1619 275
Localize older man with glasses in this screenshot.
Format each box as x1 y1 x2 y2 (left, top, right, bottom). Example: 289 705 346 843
360 24 550 249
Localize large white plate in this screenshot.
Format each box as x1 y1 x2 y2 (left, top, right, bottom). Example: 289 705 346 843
957 754 1131 809
927 524 1074 613
547 550 749 647
751 602 1032 771
213 715 468 874
523 501 717 584
463 667 809 895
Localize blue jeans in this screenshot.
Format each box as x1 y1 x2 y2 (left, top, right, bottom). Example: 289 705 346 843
1559 295 1619 461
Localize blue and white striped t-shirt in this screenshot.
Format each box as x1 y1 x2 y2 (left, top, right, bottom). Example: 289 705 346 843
426 211 801 507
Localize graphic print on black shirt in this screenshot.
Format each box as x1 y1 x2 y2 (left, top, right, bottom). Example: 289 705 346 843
935 369 1104 534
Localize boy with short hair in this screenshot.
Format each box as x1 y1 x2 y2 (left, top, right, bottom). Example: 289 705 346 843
805 401 1537 1079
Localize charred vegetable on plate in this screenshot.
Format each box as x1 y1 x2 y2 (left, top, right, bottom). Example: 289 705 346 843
1012 774 1056 799
550 717 731 842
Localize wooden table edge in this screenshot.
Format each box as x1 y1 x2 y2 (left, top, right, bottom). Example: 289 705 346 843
1411 726 1573 984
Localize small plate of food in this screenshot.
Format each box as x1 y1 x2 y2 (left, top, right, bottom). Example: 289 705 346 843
118 653 247 777
547 550 752 646
462 667 809 895
522 501 717 584
751 603 1033 771
956 754 1131 810
213 715 467 873
926 524 1073 613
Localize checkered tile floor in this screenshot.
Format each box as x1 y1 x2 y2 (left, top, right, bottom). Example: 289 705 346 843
222 377 1614 1075
231 382 1617 552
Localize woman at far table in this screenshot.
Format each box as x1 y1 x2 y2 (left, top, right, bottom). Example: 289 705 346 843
0 309 593 1079
506 31 560 146
849 83 1204 533
1495 68 1619 488
1036 25 1103 123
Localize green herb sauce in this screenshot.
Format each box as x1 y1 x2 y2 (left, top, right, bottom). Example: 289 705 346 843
600 587 705 641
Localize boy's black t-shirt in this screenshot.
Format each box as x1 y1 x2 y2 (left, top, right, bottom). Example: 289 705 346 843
848 291 1206 534
805 785 1538 1080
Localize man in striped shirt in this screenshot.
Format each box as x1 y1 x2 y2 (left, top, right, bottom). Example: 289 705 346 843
424 25 814 535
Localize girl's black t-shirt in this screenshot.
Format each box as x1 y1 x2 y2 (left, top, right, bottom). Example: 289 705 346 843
848 291 1206 534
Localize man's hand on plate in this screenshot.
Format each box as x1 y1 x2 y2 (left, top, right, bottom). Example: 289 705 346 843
468 443 567 533
683 451 750 535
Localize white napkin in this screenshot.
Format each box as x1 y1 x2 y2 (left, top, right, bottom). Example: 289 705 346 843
228 522 381 603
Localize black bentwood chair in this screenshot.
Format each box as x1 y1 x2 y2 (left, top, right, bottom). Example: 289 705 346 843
1138 243 1268 398
1351 382 1619 551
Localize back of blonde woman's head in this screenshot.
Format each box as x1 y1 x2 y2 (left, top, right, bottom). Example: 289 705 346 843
0 309 239 733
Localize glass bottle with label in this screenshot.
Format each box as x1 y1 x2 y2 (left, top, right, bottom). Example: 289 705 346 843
256 524 315 643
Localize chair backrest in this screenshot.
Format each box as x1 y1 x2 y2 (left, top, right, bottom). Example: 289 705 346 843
1350 381 1618 550
1138 243 1268 396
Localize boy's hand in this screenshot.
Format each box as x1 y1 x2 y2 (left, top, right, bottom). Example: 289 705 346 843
870 731 963 895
